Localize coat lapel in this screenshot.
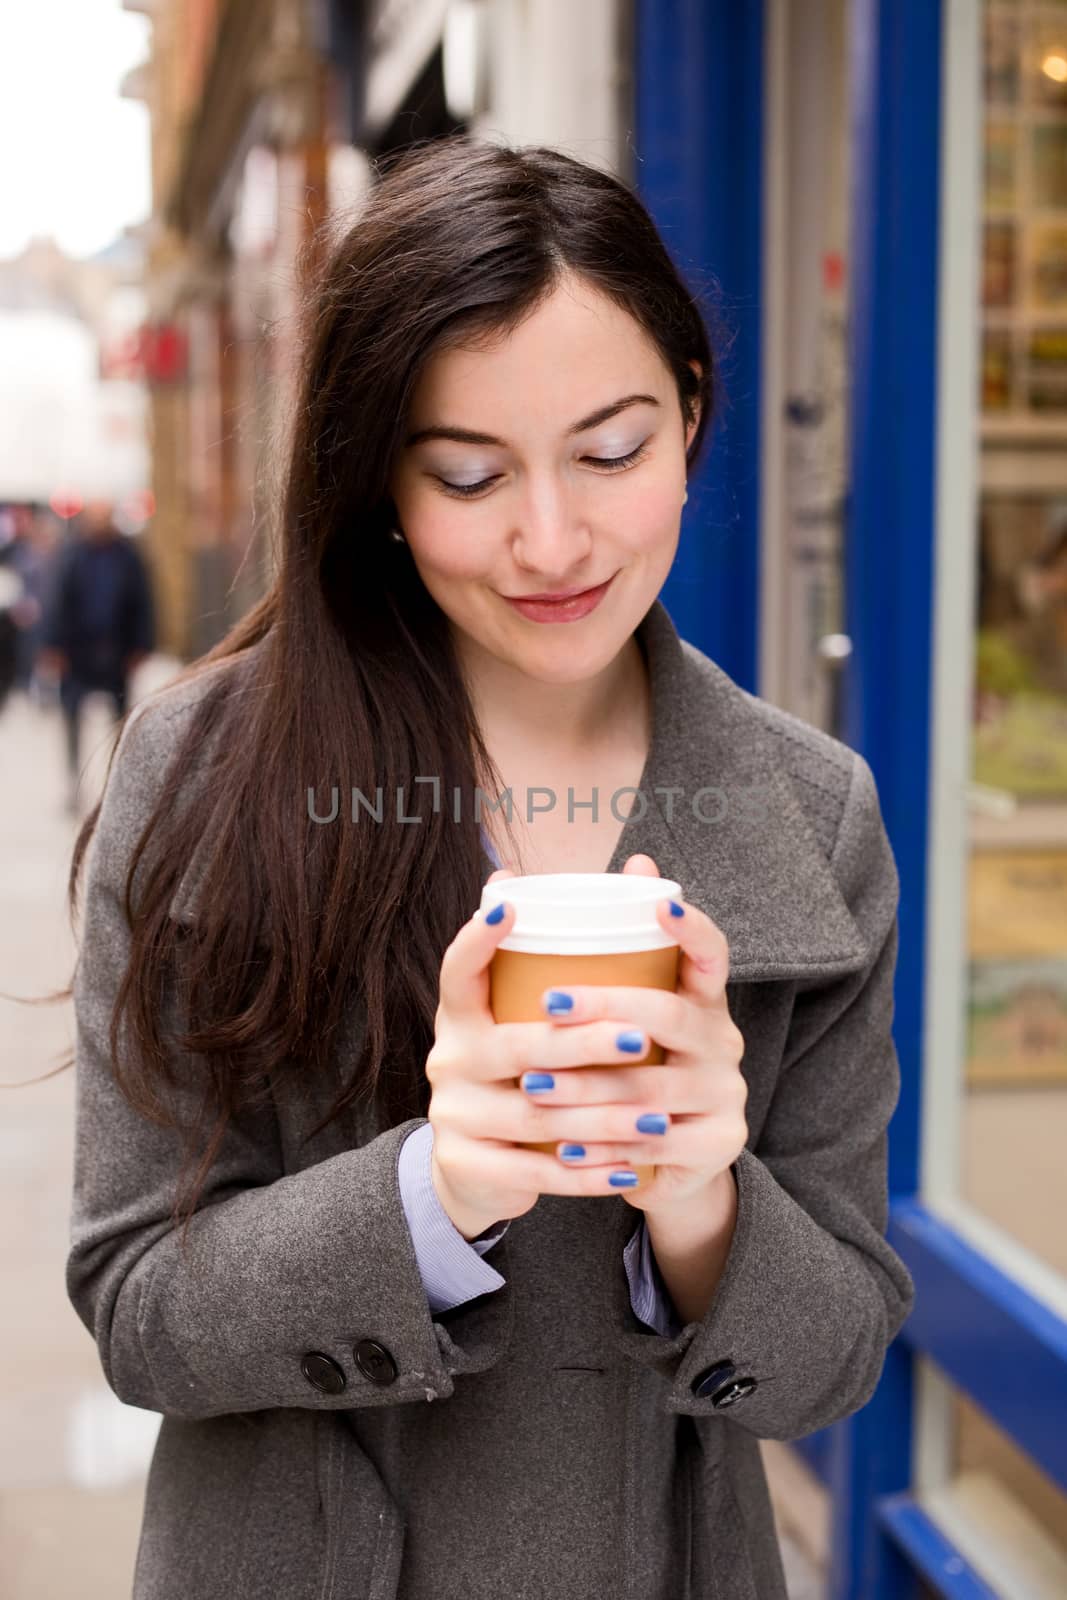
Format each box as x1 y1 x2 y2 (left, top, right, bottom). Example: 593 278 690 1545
589 599 868 983
167 601 868 984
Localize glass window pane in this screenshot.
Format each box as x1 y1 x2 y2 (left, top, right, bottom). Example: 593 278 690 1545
916 1361 1067 1590
971 3 1067 1294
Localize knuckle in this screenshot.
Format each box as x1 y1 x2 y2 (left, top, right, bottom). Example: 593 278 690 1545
428 1080 461 1127
726 1024 746 1062
502 1023 531 1076
430 1122 460 1168
437 941 458 984
426 1039 464 1086
523 1097 552 1137
666 992 688 1033
533 1020 560 1066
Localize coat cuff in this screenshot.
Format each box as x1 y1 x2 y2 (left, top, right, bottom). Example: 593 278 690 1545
605 1146 912 1438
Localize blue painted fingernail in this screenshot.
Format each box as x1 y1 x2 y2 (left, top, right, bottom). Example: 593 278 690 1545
609 1171 639 1188
544 989 573 1013
616 1029 645 1053
669 900 685 917
636 1114 668 1135
486 902 505 925
522 1072 555 1093
560 1144 585 1160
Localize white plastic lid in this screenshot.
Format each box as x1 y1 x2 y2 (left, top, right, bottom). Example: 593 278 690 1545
479 872 683 954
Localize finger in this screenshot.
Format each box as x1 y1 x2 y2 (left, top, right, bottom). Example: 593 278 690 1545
437 894 516 1020
535 982 741 1059
468 1016 670 1084
620 853 661 876
653 894 733 1009
518 1064 747 1136
486 867 516 884
515 1062 718 1113
442 1128 655 1197
443 1077 676 1144
549 1111 742 1169
554 1142 668 1167
519 1096 675 1146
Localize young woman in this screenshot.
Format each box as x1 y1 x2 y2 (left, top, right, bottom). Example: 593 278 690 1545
62 137 914 1599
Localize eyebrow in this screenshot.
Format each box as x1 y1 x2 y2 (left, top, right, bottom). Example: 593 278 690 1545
405 393 661 449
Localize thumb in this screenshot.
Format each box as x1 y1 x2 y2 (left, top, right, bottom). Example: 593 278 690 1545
621 854 660 877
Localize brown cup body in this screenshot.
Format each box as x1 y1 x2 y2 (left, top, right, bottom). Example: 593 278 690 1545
488 945 680 1189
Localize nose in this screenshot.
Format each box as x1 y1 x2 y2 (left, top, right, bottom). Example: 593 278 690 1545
511 475 593 583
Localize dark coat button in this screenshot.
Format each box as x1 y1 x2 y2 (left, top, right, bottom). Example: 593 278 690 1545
690 1359 756 1406
354 1339 399 1385
711 1376 757 1409
301 1352 346 1394
691 1359 736 1398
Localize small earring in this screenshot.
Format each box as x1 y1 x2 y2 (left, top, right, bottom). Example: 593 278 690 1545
389 527 406 544
682 490 689 505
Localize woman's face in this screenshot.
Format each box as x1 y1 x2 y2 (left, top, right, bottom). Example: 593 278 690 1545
388 275 701 687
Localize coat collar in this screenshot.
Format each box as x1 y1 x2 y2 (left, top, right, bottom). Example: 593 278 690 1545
168 603 868 981
488 597 868 984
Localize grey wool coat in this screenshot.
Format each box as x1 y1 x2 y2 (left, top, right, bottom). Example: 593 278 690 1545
66 597 915 1600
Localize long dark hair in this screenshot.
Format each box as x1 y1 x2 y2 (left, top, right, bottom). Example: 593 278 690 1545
13 135 722 1244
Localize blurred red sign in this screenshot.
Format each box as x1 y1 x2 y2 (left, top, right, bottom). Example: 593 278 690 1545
142 323 188 382
101 324 188 383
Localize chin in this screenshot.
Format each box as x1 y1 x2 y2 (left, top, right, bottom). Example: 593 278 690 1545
504 623 621 678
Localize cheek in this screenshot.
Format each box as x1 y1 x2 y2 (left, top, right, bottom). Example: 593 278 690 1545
620 478 683 550
408 507 491 580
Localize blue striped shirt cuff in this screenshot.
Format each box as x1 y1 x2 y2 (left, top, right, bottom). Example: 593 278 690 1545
398 1122 511 1313
623 1212 683 1337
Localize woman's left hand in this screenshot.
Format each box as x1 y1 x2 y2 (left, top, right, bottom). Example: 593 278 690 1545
484 855 748 1216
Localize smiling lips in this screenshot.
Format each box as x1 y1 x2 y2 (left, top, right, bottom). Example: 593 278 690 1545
503 574 616 622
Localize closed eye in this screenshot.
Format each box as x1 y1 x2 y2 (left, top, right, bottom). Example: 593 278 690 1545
435 441 651 500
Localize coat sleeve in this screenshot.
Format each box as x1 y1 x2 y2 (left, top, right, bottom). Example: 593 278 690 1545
606 750 916 1439
65 695 515 1422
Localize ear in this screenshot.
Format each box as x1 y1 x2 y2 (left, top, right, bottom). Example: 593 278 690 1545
685 359 704 450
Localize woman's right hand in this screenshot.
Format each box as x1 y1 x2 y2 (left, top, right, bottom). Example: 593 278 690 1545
425 876 657 1240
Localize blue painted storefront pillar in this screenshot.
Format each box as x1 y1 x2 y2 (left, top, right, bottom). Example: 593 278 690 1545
835 0 943 1594
633 0 763 691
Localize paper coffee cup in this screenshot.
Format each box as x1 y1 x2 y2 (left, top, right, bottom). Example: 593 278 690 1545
481 873 682 1191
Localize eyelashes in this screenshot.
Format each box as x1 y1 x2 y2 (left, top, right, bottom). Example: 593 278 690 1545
434 441 651 501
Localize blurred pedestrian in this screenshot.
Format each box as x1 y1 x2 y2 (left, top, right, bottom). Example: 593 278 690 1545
5 506 61 705
39 497 156 812
0 557 20 716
